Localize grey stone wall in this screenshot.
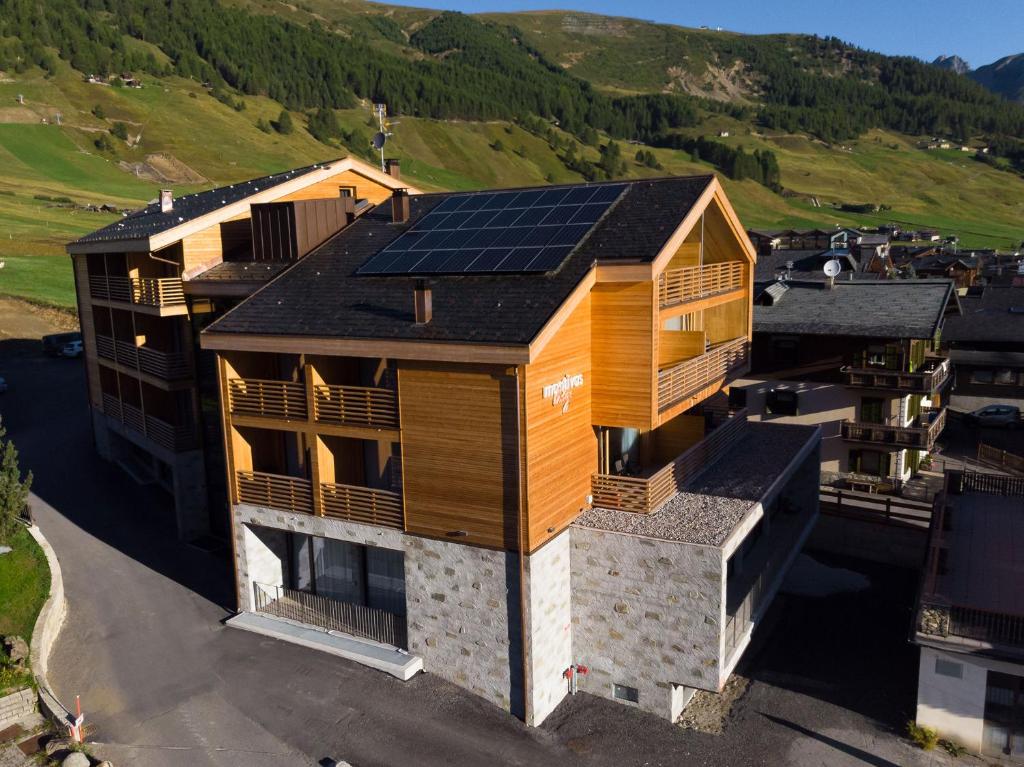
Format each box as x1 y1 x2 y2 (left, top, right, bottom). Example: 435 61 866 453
569 527 723 720
523 530 572 725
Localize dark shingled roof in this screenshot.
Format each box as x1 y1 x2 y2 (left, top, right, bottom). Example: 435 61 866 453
188 261 290 283
204 175 714 346
70 162 332 245
943 287 1024 344
753 279 954 339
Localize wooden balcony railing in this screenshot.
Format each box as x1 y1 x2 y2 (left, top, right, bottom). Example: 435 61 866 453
95 334 190 380
254 582 407 649
841 358 950 394
313 384 399 430
658 261 745 310
236 470 313 514
956 470 1024 497
976 443 1024 476
228 379 307 421
592 409 748 514
100 392 197 451
841 406 947 450
321 482 403 529
88 274 186 308
657 337 749 413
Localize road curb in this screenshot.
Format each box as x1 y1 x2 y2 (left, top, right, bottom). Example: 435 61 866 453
27 522 73 725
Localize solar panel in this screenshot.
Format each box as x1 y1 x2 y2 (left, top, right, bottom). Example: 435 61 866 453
357 183 627 275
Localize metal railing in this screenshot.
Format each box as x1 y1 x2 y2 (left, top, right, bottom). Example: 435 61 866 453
841 357 950 394
236 470 314 514
657 337 749 412
321 482 404 529
88 274 186 307
313 384 399 430
658 261 745 310
228 379 307 421
253 582 407 649
841 406 947 450
591 409 748 514
977 443 1024 476
956 470 1024 497
100 392 197 451
95 334 190 379
918 601 1024 650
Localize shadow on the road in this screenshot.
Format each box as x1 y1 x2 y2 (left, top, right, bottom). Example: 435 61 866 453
762 713 904 767
0 338 234 608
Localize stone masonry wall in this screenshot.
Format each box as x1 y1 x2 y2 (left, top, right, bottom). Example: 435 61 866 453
523 530 572 725
569 526 723 721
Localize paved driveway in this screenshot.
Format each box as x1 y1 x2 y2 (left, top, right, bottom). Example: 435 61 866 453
0 333 966 767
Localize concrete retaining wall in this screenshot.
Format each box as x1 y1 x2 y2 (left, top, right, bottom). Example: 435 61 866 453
27 522 72 725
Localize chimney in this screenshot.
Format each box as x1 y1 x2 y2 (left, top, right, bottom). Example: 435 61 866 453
385 158 401 179
392 188 410 224
414 279 432 324
160 189 173 213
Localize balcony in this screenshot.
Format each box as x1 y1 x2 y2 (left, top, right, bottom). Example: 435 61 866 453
841 406 947 450
842 357 950 394
658 261 745 310
313 384 399 430
228 379 307 421
658 337 749 413
101 393 198 452
236 470 314 514
89 274 186 308
321 482 403 529
591 409 748 514
95 334 190 380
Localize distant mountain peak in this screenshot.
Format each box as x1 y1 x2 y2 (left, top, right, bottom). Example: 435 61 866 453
971 53 1024 102
932 54 970 74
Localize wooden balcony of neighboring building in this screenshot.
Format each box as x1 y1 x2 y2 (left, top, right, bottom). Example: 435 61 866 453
236 470 314 514
101 392 198 452
88 274 186 310
95 334 191 381
657 337 749 413
228 379 308 422
841 406 947 451
841 357 950 394
658 261 746 311
591 409 748 514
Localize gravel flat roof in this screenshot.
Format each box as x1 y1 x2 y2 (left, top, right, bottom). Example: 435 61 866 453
575 422 818 547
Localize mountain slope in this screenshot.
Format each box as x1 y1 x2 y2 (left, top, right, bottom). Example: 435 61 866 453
972 54 1024 103
932 55 970 75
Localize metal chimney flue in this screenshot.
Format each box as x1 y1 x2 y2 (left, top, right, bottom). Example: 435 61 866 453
391 188 410 224
160 189 173 213
414 279 432 325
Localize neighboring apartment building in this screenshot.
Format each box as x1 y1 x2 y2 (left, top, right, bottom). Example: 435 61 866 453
914 470 1024 761
67 157 413 539
730 279 956 488
943 285 1024 410
197 174 821 724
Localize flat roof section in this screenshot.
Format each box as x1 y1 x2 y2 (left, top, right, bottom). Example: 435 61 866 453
575 422 818 547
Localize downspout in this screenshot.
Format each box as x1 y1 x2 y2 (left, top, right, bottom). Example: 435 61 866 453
514 365 532 724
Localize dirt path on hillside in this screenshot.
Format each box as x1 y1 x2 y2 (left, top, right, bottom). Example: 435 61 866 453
0 296 77 341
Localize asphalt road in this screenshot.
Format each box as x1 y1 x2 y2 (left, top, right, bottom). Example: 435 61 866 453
0 330 964 767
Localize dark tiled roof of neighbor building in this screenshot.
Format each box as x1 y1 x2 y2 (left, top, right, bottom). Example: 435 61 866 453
205 175 715 346
188 261 290 283
943 287 1024 344
70 162 332 245
753 279 955 339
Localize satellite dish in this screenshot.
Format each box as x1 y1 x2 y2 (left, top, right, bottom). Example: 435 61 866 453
823 258 843 278
371 131 387 150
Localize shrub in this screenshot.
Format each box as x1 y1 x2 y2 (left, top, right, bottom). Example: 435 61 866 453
906 720 939 750
94 133 114 151
0 421 32 544
939 738 967 757
110 121 129 141
274 109 294 135
256 118 271 133
91 104 105 119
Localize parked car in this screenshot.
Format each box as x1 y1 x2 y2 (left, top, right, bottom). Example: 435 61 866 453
42 331 81 357
60 340 84 358
966 404 1021 428
0 376 7 394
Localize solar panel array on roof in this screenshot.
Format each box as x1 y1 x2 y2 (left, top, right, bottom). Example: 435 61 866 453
357 183 627 275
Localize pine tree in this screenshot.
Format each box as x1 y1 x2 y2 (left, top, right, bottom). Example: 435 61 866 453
0 422 32 543
274 109 294 135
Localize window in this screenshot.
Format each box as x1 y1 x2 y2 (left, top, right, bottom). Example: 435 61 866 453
728 386 748 409
339 186 356 198
970 369 995 385
995 369 1017 386
860 397 886 424
935 658 963 679
851 449 890 477
613 684 639 703
766 388 798 415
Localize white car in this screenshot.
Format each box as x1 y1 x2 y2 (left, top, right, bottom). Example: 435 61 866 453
0 376 7 393
61 340 83 358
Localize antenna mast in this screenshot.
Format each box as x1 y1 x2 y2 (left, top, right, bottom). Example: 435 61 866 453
372 103 392 173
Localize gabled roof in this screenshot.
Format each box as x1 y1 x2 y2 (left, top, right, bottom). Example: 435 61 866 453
943 287 1024 344
753 279 955 339
67 156 415 254
203 175 716 349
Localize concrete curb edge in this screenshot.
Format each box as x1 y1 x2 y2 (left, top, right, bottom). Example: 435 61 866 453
27 523 72 724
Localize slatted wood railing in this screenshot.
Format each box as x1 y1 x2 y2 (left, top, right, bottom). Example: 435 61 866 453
658 261 745 309
591 409 749 514
236 470 314 514
100 393 196 451
95 334 190 379
657 337 749 412
228 379 307 421
977 443 1024 476
842 357 950 394
321 482 403 529
89 274 186 307
313 384 399 430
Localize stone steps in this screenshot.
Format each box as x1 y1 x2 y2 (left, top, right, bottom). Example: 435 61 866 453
0 690 35 733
